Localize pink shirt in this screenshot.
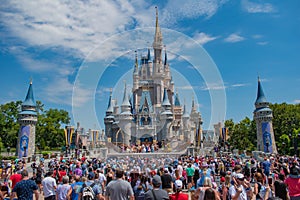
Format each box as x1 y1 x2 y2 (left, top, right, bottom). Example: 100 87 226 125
285 177 300 197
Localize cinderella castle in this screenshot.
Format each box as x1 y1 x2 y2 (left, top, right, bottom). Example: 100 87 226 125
104 9 203 147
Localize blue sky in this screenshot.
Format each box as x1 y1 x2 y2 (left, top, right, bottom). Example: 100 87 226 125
0 0 299 130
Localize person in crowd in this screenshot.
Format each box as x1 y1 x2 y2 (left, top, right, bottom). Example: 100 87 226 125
274 173 288 200
79 171 104 200
67 175 83 200
186 163 195 189
144 175 170 200
42 171 57 200
204 188 220 200
169 179 188 200
10 169 39 200
105 169 134 200
8 170 22 190
218 176 229 200
56 175 71 200
262 157 271 177
284 165 300 200
161 168 173 194
253 172 271 200
229 173 253 200
105 167 114 186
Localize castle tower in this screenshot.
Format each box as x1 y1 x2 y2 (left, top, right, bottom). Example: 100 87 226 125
182 103 191 142
118 82 133 146
253 78 277 153
173 90 182 137
17 80 37 158
104 89 114 141
160 88 173 140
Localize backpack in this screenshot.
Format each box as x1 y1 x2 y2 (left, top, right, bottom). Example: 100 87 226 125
82 183 96 200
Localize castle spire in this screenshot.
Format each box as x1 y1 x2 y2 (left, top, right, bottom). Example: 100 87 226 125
23 78 35 107
147 48 151 61
191 95 197 113
162 88 171 106
183 103 189 118
134 50 138 73
164 46 168 66
153 6 163 64
106 88 113 113
122 81 131 107
174 89 180 106
255 77 267 104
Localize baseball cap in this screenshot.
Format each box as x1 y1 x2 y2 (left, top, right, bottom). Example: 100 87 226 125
175 180 183 189
221 177 226 182
152 175 162 186
236 173 244 180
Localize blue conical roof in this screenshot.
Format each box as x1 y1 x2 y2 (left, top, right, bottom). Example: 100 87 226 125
147 48 151 61
23 80 35 106
164 48 167 66
106 91 113 113
174 91 180 106
162 88 171 106
255 78 267 104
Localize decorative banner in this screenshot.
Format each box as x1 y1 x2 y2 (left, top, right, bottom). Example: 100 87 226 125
262 122 273 153
19 125 30 158
221 127 228 141
65 126 74 146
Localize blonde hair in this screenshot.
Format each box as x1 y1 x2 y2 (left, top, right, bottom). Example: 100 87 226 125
203 177 212 187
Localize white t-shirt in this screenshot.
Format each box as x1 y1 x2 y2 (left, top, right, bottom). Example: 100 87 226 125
42 176 57 197
229 185 247 200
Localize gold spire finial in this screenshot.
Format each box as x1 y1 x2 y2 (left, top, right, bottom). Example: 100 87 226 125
109 88 112 95
30 77 33 84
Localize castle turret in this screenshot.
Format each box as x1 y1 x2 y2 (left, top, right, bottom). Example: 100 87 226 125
17 80 37 158
118 82 133 146
254 77 277 153
133 51 139 91
104 89 115 140
160 88 173 140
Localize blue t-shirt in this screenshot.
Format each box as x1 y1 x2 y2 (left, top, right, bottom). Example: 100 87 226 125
71 181 83 200
262 161 271 173
12 179 38 200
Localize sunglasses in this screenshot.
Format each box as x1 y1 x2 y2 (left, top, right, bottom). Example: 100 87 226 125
237 178 245 181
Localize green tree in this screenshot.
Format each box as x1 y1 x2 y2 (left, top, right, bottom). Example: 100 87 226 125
270 103 300 155
226 117 256 151
36 108 70 149
0 100 70 150
0 101 22 148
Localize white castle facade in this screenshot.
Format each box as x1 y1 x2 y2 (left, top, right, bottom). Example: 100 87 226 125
104 10 202 147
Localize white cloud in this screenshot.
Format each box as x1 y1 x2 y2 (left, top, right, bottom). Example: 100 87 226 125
224 33 245 43
193 32 218 45
241 0 276 13
201 84 227 91
294 100 300 104
0 0 228 108
163 0 228 21
231 83 249 88
252 34 263 39
257 41 268 45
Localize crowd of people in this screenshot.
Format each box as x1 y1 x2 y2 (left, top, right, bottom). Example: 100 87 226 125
0 152 299 200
